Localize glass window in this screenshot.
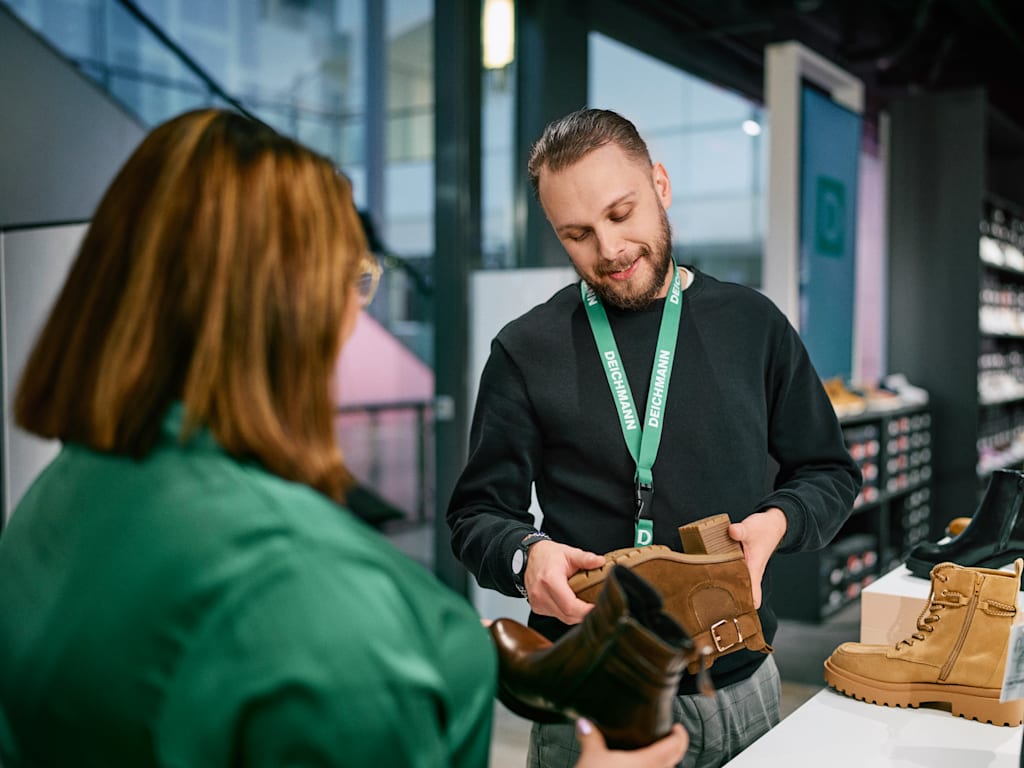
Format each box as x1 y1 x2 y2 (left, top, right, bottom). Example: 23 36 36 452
481 66 516 269
589 33 766 287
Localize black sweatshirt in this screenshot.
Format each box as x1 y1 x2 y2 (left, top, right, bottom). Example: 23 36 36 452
448 266 861 691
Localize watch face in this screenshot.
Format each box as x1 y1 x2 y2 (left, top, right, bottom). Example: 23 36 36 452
511 548 525 575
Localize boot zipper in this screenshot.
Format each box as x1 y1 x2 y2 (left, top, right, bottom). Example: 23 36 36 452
939 574 981 682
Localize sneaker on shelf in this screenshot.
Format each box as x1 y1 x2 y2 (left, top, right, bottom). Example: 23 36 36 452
882 373 929 406
979 235 1006 267
854 381 904 412
823 377 867 418
1005 242 1024 272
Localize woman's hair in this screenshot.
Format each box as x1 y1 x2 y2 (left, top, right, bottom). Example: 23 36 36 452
526 108 652 198
15 108 364 502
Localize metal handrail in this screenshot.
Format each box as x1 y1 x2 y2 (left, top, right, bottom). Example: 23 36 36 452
114 0 258 121
108 3 434 300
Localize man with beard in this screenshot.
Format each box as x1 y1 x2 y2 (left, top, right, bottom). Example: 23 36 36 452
447 108 860 768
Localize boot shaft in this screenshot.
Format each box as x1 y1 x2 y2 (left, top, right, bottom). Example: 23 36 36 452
906 470 1024 578
900 561 1021 686
559 565 692 687
489 565 694 749
984 470 1024 544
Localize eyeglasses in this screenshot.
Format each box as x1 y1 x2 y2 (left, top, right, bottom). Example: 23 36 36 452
356 253 382 308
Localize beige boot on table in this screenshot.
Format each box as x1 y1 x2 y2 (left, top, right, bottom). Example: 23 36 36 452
824 559 1024 726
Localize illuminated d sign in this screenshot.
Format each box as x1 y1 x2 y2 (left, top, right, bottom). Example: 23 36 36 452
815 176 845 257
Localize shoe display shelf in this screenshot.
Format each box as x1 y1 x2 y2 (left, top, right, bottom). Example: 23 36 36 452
771 405 932 623
978 196 1024 482
888 89 1024 537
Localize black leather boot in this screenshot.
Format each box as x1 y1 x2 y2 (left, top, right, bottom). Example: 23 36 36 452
489 564 698 749
906 469 1024 585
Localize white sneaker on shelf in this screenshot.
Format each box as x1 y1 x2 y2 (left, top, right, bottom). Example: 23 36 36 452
882 373 929 406
1005 243 1024 272
980 235 1006 266
854 382 904 412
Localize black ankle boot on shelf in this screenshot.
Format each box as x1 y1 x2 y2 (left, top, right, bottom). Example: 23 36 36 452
488 565 699 750
906 469 1024 585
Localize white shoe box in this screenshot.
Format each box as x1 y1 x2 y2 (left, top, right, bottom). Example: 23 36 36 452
860 561 1024 645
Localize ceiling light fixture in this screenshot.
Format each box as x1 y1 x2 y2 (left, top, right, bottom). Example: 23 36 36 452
482 0 515 70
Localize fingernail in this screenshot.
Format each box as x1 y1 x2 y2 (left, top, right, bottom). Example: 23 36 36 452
576 718 593 735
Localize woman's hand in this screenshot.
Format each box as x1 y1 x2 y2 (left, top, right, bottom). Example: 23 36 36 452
574 718 688 768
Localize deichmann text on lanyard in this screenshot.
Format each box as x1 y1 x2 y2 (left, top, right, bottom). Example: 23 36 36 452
581 263 684 548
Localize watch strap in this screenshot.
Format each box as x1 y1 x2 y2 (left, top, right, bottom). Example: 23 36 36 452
512 531 551 597
520 531 551 549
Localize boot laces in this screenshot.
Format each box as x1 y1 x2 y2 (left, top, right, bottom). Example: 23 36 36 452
897 574 964 648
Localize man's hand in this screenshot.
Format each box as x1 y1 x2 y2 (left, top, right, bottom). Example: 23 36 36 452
728 507 788 609
523 540 605 624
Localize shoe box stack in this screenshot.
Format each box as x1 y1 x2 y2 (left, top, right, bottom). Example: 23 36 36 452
881 413 932 566
773 405 934 622
979 270 1024 337
883 412 932 496
845 423 881 509
820 533 880 615
977 400 1024 475
978 344 1024 404
891 487 930 569
978 201 1024 476
979 201 1024 273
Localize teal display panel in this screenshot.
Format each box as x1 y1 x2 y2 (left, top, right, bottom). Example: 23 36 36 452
799 85 862 381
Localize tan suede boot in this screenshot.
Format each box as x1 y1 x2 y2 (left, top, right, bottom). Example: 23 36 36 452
824 559 1024 726
569 514 770 674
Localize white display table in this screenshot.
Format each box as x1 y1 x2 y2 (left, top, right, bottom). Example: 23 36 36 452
723 687 1023 767
724 561 1024 767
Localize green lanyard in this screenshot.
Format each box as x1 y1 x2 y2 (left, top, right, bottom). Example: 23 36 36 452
581 264 684 547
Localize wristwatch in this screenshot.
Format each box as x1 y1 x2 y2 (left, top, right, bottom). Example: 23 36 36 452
511 531 551 597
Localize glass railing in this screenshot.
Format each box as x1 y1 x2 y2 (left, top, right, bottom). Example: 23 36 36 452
4 0 248 125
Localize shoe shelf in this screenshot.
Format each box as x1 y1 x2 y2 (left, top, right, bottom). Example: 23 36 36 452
979 392 1024 406
770 405 932 623
887 92 1024 564
978 197 1024 482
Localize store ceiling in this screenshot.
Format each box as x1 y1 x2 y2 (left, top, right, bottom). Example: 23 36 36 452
630 0 1024 128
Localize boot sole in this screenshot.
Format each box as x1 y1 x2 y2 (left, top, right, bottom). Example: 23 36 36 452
495 680 572 725
823 657 1024 726
906 552 1024 589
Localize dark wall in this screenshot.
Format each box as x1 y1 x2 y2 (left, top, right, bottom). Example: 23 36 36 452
0 6 145 229
887 88 986 529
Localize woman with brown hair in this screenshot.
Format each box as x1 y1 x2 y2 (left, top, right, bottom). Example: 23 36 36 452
0 109 685 767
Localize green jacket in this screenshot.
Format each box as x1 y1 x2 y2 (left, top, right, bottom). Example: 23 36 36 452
0 404 495 766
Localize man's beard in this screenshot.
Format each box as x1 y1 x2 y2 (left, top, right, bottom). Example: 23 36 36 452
585 210 674 311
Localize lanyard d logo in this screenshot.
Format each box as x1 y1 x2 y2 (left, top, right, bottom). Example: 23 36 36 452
581 264 684 547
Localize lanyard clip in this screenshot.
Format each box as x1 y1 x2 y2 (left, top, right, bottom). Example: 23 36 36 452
634 477 653 521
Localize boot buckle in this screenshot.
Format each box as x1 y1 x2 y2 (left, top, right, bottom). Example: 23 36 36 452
711 618 743 652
